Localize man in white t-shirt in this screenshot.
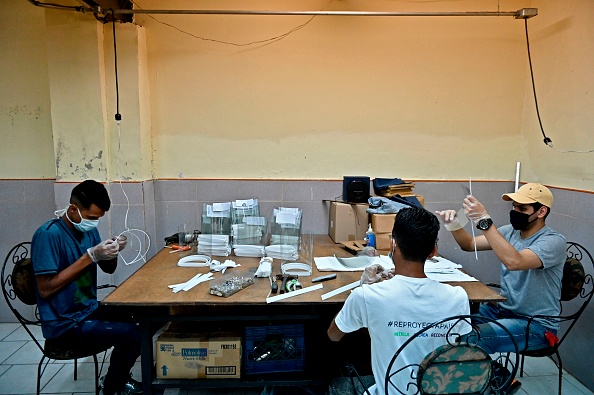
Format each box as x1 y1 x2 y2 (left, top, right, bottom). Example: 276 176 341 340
328 206 470 395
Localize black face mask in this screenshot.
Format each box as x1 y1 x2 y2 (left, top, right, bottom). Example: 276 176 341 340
509 210 537 231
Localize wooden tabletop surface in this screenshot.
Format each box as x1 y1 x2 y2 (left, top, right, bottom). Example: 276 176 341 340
102 235 505 307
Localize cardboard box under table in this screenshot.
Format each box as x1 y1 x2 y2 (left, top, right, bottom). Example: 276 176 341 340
156 323 241 379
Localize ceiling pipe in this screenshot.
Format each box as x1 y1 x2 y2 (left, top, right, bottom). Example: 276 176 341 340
107 8 538 19
27 0 96 13
26 2 537 21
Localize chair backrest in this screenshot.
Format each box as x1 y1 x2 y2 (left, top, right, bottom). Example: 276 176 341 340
418 343 492 395
554 242 594 345
1 242 45 351
2 242 37 311
384 315 519 395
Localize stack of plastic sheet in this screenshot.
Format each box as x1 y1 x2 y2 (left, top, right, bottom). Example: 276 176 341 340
265 244 298 260
231 200 267 257
266 207 302 260
197 234 231 256
231 199 260 224
233 245 266 257
269 234 300 246
202 202 232 235
231 217 267 246
269 209 302 242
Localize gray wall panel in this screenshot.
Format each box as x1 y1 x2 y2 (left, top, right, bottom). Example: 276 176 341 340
0 179 592 390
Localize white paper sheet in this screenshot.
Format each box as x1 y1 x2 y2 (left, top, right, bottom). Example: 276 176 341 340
422 256 477 281
424 256 462 270
425 269 478 282
314 255 475 281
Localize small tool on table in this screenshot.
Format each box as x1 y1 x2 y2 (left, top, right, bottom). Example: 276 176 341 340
276 274 297 294
286 279 302 292
312 274 337 283
168 244 190 253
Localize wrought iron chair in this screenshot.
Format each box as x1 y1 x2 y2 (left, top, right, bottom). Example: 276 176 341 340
1 242 111 395
385 315 520 395
516 241 593 395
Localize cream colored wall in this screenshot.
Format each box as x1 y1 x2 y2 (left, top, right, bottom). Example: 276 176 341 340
0 2 151 181
45 9 110 181
142 0 530 180
520 0 594 190
1 0 593 192
0 2 54 179
103 23 154 181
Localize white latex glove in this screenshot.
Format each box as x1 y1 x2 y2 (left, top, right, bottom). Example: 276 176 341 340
435 209 469 231
87 239 119 262
112 235 127 251
462 196 491 223
361 264 386 285
358 247 378 257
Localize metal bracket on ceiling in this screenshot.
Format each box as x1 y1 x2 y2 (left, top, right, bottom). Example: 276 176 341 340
515 8 538 19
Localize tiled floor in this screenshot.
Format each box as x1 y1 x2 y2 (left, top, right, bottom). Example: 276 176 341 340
0 323 592 395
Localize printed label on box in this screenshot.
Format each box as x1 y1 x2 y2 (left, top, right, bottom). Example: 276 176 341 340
206 366 237 376
156 328 241 379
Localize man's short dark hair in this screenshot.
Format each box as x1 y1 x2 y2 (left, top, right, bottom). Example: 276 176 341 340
70 180 111 212
530 202 550 219
391 206 440 263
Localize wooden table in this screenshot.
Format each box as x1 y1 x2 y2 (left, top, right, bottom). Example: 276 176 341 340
102 235 504 394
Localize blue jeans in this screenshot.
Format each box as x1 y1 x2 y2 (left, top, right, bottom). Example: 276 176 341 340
470 303 554 354
57 306 141 393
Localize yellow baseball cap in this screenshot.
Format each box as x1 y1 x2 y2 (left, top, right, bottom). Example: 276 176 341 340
502 183 553 208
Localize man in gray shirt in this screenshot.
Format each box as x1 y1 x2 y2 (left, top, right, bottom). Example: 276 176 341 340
436 183 566 353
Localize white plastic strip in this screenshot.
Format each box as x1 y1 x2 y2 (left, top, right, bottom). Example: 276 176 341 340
181 272 213 291
515 162 521 192
469 177 478 260
169 272 214 293
169 273 202 288
321 280 360 300
266 284 323 304
169 273 202 293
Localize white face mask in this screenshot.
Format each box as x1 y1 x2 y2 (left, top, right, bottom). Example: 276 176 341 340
58 205 99 232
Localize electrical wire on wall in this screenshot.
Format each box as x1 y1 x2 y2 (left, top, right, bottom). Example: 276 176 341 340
130 0 333 47
110 9 151 265
524 19 593 154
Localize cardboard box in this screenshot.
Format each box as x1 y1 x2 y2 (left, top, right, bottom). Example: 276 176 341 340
369 195 426 234
328 201 369 242
375 233 392 251
156 324 241 379
371 214 397 234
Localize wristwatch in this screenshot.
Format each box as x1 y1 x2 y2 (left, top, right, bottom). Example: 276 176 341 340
476 218 493 231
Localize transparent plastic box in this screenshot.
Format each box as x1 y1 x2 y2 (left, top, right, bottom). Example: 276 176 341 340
201 202 232 235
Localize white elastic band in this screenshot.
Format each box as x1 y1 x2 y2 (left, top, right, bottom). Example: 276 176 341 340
117 229 151 266
281 262 312 276
177 255 212 267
